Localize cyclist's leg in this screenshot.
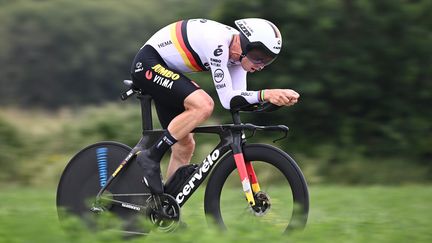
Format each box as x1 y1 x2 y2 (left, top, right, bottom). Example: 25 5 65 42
165 133 195 179
154 104 196 179
130 45 213 193
155 89 214 179
154 89 214 179
167 89 213 139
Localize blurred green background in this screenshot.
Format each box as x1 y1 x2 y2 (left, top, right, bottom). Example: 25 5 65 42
0 0 430 186
0 0 431 242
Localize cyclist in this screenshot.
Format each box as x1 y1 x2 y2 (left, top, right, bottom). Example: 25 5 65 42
130 18 300 195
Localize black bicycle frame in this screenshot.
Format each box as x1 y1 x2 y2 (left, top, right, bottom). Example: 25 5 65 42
94 93 288 209
170 125 240 207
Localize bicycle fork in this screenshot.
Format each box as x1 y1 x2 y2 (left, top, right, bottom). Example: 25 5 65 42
231 143 261 207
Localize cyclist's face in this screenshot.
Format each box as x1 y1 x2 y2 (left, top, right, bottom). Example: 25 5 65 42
241 56 265 73
246 49 275 66
240 49 275 73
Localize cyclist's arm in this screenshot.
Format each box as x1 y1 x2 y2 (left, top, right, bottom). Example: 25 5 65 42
229 65 247 90
205 42 263 109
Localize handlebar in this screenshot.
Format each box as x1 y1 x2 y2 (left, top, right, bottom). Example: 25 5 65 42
230 123 288 131
228 123 289 143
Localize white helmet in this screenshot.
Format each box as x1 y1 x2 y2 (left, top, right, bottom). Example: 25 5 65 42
234 18 282 65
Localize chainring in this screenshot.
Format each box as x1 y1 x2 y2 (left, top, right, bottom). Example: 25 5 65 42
147 193 181 232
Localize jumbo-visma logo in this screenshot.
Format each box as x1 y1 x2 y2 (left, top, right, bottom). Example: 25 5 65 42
145 70 153 80
151 64 180 80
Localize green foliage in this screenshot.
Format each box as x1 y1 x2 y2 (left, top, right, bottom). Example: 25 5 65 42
213 0 432 174
0 104 142 185
0 105 429 186
62 103 143 147
0 0 431 184
0 0 218 108
0 116 23 180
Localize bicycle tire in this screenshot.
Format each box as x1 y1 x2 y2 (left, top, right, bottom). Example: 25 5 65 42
204 143 309 233
56 141 149 233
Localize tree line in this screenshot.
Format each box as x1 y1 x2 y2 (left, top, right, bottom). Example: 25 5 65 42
0 0 431 183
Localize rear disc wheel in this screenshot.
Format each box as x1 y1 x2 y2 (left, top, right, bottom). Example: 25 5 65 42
56 142 150 235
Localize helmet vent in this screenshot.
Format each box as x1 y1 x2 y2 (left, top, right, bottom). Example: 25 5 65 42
267 21 281 38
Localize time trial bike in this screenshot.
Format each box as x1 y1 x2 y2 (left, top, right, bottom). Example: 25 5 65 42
56 80 309 235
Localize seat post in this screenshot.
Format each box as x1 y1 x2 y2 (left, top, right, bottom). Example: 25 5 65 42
137 94 153 132
231 110 242 125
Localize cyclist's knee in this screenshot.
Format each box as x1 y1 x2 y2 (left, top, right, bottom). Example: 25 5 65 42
185 90 214 120
201 99 214 119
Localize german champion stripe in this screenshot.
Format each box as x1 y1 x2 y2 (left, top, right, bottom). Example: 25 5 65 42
170 20 206 72
180 21 207 71
170 22 194 71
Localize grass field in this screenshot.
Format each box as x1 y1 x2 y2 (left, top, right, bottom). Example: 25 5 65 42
0 185 431 243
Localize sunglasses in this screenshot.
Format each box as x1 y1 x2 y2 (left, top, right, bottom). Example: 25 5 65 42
245 49 277 66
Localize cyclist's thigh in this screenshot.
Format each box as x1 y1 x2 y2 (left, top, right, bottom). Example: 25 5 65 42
154 102 183 129
131 45 201 128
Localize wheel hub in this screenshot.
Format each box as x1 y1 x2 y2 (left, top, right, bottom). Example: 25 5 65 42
250 191 271 216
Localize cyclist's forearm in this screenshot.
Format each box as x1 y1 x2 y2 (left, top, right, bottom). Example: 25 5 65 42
218 89 263 109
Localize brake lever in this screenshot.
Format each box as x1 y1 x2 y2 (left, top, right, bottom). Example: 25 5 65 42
273 129 288 143
244 129 257 140
272 125 289 143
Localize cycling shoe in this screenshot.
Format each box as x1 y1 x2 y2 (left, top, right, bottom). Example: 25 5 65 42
136 150 164 194
164 164 198 196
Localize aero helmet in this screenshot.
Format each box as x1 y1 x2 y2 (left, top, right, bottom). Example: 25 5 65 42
234 18 282 65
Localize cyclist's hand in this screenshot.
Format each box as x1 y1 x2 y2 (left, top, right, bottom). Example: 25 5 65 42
263 89 300 106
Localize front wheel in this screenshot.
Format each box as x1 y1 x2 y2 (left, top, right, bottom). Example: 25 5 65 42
204 144 309 234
